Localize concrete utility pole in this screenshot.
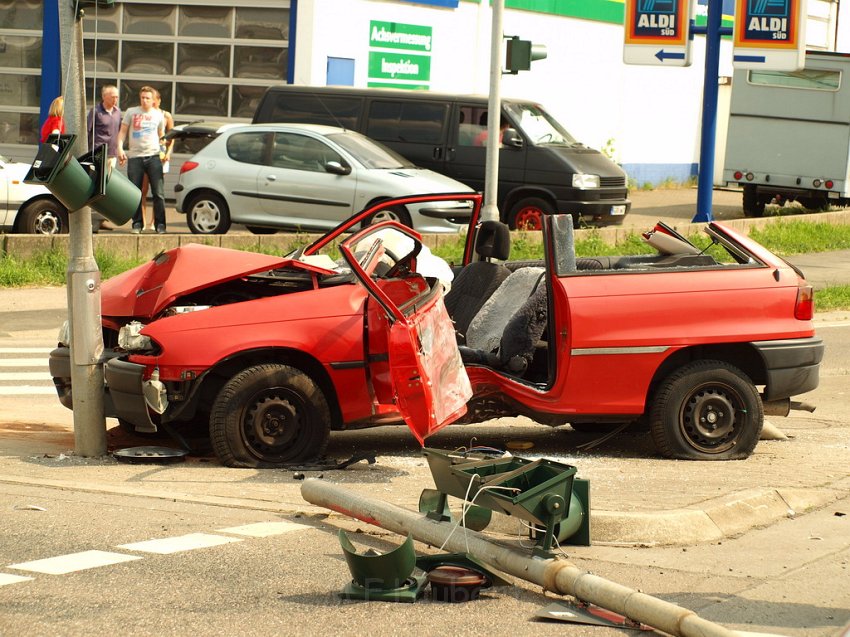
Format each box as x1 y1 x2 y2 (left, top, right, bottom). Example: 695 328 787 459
482 0 504 223
58 2 107 456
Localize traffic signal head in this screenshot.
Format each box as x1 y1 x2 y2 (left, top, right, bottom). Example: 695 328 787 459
505 36 548 74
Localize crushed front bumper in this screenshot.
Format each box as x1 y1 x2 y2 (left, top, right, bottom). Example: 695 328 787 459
48 346 158 433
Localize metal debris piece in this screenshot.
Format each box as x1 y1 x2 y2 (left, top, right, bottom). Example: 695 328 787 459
113 446 188 464
535 600 652 630
338 531 426 603
284 452 377 472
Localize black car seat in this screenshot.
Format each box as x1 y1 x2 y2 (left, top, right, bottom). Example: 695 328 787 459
444 220 511 342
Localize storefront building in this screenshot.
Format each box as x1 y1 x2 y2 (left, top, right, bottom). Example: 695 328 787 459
0 0 844 184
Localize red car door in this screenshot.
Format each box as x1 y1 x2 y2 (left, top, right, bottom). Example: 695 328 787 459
340 222 472 444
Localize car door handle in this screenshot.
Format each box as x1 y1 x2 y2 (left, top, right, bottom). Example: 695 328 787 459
266 174 277 181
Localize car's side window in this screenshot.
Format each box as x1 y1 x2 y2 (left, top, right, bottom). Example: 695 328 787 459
457 105 489 147
226 131 268 165
273 133 340 172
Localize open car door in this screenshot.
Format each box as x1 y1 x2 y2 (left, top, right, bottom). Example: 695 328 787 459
340 222 472 444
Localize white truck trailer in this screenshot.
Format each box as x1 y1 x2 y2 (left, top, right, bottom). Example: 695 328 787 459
723 50 850 217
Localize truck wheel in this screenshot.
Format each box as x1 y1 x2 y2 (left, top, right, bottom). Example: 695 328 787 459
742 185 765 218
799 195 828 212
650 360 763 460
186 192 231 234
17 199 69 235
508 197 554 230
210 363 331 468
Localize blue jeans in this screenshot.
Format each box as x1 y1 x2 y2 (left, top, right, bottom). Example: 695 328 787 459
127 154 166 228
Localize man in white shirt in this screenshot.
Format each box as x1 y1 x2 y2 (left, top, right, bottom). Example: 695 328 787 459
117 85 166 233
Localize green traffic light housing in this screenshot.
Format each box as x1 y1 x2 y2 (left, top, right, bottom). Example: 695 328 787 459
505 36 548 74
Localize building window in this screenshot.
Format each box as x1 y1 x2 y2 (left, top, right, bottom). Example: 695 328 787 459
0 1 290 147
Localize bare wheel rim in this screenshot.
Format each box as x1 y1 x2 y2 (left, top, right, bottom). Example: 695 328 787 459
240 387 309 462
190 200 221 233
678 381 745 454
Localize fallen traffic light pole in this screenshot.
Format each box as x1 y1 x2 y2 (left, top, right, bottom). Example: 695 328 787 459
301 478 734 637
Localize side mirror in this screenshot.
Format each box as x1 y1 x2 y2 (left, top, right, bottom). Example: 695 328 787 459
325 161 352 176
502 128 523 149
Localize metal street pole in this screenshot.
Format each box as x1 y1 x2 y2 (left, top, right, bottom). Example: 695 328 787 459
692 0 724 222
58 2 107 456
482 0 504 223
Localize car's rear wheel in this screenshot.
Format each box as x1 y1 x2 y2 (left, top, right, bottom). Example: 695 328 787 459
650 360 763 460
508 197 554 230
186 192 231 234
209 363 331 468
364 205 412 229
17 199 68 235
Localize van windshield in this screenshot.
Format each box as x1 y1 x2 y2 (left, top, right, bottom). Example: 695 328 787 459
328 131 416 169
505 103 579 147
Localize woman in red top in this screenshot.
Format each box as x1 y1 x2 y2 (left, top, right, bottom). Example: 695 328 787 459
40 96 66 142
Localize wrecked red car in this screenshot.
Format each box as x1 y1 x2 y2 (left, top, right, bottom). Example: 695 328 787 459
49 193 822 466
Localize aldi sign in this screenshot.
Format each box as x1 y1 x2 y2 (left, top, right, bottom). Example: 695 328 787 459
732 0 807 70
623 0 694 67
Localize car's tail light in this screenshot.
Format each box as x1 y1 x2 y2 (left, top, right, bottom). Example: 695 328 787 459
794 283 814 320
733 170 743 180
180 161 199 175
825 179 834 189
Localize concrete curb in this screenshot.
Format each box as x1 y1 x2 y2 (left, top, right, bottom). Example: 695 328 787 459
2 472 844 547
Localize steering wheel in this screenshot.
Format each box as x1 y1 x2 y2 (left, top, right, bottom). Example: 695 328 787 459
385 243 422 278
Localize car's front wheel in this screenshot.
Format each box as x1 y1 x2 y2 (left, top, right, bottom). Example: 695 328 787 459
186 192 231 234
209 363 331 468
650 360 763 460
17 199 69 235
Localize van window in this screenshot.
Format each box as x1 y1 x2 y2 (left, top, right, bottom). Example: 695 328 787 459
457 105 490 146
366 101 447 144
265 94 362 128
226 131 268 164
504 103 578 146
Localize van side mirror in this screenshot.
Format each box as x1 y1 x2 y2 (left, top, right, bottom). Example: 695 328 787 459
325 161 352 175
502 128 523 149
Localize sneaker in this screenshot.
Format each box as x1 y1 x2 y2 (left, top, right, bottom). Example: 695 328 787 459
131 225 142 234
156 225 166 234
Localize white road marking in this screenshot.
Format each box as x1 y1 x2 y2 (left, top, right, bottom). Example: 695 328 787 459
0 359 49 367
118 533 242 554
9 550 142 575
0 386 56 395
0 372 48 381
218 521 310 537
0 573 33 586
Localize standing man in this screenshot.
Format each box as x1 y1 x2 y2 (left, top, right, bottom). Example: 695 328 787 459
86 85 121 167
117 86 166 234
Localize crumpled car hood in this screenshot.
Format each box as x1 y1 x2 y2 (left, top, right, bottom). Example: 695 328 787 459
101 243 289 318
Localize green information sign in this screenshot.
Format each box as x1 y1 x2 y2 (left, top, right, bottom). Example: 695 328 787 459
368 51 431 82
370 20 433 52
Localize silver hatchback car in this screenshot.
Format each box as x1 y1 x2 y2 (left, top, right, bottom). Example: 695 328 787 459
173 123 474 235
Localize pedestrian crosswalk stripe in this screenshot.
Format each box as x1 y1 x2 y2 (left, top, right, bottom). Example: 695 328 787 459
0 387 56 395
117 533 242 554
0 359 49 367
0 573 33 586
0 372 49 381
9 550 142 575
218 521 310 537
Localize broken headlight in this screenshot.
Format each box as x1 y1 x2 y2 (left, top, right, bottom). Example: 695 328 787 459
58 320 70 347
118 321 154 352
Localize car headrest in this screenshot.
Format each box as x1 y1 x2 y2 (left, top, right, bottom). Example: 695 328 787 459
475 220 511 261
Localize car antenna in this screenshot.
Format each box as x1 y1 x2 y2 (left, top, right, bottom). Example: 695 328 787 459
314 95 348 131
